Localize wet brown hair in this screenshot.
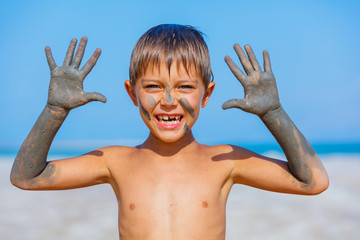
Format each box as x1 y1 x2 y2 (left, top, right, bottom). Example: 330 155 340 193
129 24 213 87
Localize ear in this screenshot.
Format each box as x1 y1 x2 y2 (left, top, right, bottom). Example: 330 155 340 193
124 80 138 106
201 81 215 108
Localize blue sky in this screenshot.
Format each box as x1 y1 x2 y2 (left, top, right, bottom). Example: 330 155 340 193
0 0 359 150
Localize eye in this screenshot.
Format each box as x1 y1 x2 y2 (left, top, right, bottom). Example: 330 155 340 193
178 85 195 93
145 85 162 92
179 85 195 91
146 85 159 89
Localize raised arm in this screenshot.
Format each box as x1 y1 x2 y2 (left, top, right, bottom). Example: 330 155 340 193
10 37 108 190
223 44 328 194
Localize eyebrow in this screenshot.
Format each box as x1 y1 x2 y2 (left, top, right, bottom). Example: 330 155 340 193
140 78 200 84
140 77 161 81
177 79 200 85
139 78 162 85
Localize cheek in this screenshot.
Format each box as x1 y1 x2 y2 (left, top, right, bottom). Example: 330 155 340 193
147 95 157 108
179 97 197 119
139 94 159 110
138 98 151 121
138 94 160 121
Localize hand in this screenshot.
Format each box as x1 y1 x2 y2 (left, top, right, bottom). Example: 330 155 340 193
222 44 281 116
45 36 106 111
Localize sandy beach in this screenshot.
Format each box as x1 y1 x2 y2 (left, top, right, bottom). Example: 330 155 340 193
1 153 359 240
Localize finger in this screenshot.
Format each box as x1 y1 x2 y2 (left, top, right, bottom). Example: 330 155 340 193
84 91 107 103
80 48 102 77
233 44 253 75
224 56 246 86
263 50 272 72
63 38 77 66
244 45 261 71
222 99 249 111
72 36 88 68
45 46 57 71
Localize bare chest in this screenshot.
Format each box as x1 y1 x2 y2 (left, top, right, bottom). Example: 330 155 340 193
110 158 232 239
119 159 231 207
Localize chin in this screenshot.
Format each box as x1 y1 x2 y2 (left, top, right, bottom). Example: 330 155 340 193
151 128 191 144
156 134 185 143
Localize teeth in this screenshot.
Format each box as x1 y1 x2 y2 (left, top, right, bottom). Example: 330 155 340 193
158 115 181 120
160 120 179 125
157 115 182 125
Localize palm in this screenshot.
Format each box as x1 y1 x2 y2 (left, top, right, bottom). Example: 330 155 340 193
223 44 281 116
46 37 106 110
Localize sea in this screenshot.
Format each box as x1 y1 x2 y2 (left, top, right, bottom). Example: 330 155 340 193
1 142 359 158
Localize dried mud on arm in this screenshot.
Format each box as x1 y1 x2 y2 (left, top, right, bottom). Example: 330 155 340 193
11 37 107 190
223 44 328 194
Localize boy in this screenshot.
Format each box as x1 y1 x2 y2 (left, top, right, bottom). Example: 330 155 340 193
11 24 329 239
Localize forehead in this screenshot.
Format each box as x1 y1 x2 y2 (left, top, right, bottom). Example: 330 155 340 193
139 60 202 83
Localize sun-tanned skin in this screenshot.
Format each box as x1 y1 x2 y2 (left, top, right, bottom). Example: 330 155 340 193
10 37 328 240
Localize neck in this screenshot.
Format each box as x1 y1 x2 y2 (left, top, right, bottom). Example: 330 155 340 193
139 130 199 157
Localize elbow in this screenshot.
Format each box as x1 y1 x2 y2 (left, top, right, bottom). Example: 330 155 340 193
10 164 27 189
10 174 24 189
10 175 22 189
316 175 330 194
305 174 329 195
10 174 32 190
314 170 330 194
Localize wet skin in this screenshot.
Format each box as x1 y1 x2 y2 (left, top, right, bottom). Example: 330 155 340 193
223 44 328 187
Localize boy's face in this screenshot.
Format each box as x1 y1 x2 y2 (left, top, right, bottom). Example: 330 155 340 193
125 61 215 143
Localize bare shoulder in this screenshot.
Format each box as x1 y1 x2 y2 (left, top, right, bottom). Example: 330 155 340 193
99 145 139 154
199 143 261 161
202 143 288 180
97 145 140 164
205 143 286 169
195 143 267 175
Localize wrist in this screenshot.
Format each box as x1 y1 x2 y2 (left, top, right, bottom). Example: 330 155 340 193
45 104 69 119
260 105 284 122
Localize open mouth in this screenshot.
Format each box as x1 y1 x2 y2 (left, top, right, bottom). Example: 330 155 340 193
155 115 183 126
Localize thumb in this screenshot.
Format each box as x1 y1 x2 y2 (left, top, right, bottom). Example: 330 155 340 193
84 92 107 103
222 99 249 111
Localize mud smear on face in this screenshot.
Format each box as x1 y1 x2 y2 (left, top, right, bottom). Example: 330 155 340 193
148 95 156 108
184 123 189 134
166 86 174 104
179 98 195 118
138 98 151 121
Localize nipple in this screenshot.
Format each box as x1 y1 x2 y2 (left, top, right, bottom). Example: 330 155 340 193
129 203 135 210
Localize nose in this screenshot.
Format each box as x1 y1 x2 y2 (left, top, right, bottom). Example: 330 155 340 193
160 87 177 107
